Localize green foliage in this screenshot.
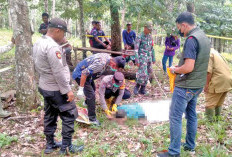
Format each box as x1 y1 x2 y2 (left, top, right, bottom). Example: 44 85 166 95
0 133 18 148
196 0 232 36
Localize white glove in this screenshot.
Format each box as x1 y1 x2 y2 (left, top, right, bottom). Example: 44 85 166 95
77 87 85 100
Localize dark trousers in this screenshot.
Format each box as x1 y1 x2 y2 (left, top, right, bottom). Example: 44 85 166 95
105 88 131 100
39 88 78 146
75 78 96 121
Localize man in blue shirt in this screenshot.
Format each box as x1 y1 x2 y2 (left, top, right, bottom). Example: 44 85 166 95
122 22 136 50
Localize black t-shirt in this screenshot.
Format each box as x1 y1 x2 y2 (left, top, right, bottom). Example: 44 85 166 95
91 29 105 47
183 36 199 60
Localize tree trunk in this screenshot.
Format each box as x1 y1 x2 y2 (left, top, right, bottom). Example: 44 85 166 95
186 1 195 13
9 0 38 111
77 0 87 59
44 0 48 13
120 0 126 32
110 0 122 52
52 0 56 18
8 8 12 29
136 13 140 33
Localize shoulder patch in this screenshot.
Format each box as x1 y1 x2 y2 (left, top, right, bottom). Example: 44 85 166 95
56 51 62 59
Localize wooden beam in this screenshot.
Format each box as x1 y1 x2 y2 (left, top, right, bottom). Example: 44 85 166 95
73 47 135 56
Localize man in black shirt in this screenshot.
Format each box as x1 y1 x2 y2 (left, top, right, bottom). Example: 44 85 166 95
39 13 49 35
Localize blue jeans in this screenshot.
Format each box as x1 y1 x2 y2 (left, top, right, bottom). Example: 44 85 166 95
162 55 173 72
168 87 203 155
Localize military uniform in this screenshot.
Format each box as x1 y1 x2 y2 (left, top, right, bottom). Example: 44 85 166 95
134 32 155 86
33 35 78 150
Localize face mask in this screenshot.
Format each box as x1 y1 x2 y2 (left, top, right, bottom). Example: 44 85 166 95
178 29 184 37
110 66 117 72
113 83 120 88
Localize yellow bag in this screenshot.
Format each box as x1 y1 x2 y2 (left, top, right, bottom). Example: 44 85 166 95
167 67 176 93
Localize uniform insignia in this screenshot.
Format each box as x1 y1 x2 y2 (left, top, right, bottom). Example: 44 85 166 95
56 51 62 59
81 65 85 69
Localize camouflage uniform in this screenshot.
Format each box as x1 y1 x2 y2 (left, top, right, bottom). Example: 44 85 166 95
134 32 155 86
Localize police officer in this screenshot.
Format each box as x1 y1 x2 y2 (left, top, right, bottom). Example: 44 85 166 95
72 53 126 126
99 72 131 117
33 18 83 155
134 22 156 95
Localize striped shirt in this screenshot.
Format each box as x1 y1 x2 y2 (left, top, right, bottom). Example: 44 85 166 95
72 53 111 79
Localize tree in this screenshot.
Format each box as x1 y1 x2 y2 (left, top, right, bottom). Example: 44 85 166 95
44 0 48 13
77 0 87 59
109 0 122 52
52 0 56 18
8 0 38 110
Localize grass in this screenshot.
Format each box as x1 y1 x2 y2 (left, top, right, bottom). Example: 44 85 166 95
1 29 232 156
0 133 18 148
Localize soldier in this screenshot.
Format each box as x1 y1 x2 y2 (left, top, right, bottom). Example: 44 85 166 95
33 18 83 155
133 22 155 95
72 53 126 126
39 13 49 35
0 37 15 118
99 72 131 117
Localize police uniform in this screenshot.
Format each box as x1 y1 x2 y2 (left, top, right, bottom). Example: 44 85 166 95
99 73 131 111
33 34 78 149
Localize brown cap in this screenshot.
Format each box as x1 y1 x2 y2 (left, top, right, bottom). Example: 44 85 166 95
144 21 153 31
49 18 71 33
113 72 124 86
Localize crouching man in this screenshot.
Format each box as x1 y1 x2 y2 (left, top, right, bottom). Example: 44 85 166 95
99 72 131 117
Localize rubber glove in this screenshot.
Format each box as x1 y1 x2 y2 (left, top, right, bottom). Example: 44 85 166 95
105 109 112 116
77 87 85 100
112 104 118 112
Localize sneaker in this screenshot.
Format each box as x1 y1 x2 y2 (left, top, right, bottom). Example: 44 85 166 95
83 101 87 107
156 151 180 157
89 119 101 126
183 146 195 155
59 144 84 155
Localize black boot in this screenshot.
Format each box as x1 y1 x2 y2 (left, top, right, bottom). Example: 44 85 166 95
133 84 140 95
139 85 147 95
59 143 84 155
44 135 62 154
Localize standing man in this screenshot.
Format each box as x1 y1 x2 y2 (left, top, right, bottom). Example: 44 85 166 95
133 22 155 95
0 37 15 118
72 54 126 125
157 12 210 157
39 13 49 35
33 18 83 155
204 49 232 121
122 22 136 50
99 72 131 117
91 21 111 50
